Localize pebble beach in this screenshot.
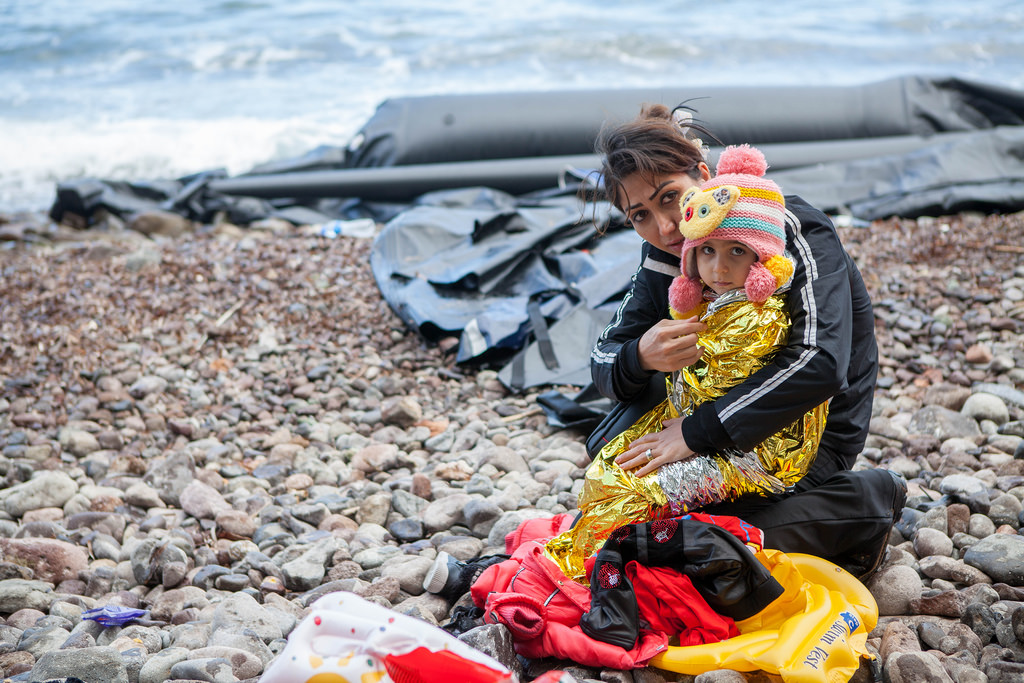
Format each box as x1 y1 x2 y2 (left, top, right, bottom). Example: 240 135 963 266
2 206 1024 683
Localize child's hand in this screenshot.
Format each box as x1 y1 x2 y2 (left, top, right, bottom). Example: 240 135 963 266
637 317 706 372
616 417 694 477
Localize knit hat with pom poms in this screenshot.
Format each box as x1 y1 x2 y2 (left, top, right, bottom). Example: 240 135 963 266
668 144 793 316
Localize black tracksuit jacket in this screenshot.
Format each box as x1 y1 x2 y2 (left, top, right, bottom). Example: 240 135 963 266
590 196 878 477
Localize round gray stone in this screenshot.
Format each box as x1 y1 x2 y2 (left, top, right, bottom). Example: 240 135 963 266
32 645 129 683
963 534 1024 584
169 656 237 683
868 564 923 617
2 471 78 517
962 393 1011 425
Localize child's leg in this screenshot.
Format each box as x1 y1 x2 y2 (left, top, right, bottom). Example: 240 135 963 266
545 407 673 581
657 450 786 514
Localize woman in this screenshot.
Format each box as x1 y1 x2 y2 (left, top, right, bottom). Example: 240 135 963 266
587 104 905 579
546 143 831 581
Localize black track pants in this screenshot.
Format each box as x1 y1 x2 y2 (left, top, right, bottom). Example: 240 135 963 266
701 466 905 578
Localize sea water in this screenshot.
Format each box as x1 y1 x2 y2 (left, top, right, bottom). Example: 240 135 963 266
1 0 1022 214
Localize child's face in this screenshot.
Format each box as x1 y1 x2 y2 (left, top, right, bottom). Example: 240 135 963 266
695 239 758 296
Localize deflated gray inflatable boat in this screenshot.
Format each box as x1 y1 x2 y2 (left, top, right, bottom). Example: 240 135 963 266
209 74 1024 218
48 75 1024 404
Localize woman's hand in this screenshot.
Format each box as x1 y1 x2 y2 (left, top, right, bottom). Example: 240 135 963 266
615 417 694 477
637 316 706 372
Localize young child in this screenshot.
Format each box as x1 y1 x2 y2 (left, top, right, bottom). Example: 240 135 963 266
545 144 829 582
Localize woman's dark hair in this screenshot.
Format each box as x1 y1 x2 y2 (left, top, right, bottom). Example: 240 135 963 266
595 103 714 212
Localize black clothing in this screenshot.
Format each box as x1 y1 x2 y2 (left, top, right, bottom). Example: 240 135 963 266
580 516 784 649
591 196 878 475
589 196 902 576
703 467 907 579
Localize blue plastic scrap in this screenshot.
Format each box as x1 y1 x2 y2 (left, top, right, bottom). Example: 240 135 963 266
82 605 148 627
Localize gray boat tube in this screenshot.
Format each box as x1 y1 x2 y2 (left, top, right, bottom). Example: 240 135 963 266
208 75 1024 203
207 130 988 203
209 155 600 201
343 75 1024 168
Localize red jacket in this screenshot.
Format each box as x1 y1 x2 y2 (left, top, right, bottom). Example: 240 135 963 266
470 513 758 668
471 514 669 668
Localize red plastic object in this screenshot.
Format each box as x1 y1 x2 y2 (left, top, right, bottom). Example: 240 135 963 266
383 647 514 683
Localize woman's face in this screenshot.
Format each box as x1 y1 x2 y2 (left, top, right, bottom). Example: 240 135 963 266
619 164 710 257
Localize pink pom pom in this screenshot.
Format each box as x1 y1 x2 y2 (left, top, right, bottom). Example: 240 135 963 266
716 144 767 177
743 262 777 303
669 275 704 315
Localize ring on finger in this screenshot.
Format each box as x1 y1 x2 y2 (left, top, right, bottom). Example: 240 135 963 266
644 448 653 462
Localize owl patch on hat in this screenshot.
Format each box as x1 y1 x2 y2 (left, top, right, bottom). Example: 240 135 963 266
668 144 794 316
679 184 739 240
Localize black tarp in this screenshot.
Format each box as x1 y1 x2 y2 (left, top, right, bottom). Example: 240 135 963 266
772 126 1024 219
368 187 640 371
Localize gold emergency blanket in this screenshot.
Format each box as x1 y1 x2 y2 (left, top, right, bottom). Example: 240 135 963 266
546 292 828 581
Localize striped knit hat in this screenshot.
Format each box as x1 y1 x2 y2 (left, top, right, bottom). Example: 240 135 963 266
668 144 793 315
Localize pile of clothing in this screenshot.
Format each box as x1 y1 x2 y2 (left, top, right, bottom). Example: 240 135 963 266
470 514 878 682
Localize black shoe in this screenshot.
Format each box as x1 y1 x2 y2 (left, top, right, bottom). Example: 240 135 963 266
855 469 908 582
888 469 909 511
422 551 508 601
441 604 486 637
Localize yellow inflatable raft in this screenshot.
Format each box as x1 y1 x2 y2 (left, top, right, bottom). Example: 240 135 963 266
649 550 877 683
